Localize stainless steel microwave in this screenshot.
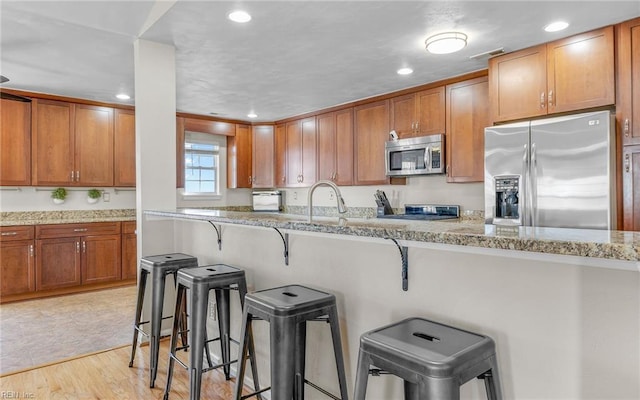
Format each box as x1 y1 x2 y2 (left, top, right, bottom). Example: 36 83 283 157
385 134 445 176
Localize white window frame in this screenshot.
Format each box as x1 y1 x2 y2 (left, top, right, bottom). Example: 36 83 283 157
182 132 222 200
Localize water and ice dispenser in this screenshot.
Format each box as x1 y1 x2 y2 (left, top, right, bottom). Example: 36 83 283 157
494 176 520 223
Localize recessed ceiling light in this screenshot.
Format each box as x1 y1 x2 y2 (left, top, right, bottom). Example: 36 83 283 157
397 68 413 75
116 93 130 100
228 10 251 23
544 21 569 32
247 112 258 118
425 32 468 54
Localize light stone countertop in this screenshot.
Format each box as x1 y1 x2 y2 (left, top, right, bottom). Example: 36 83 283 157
144 208 640 263
0 209 136 226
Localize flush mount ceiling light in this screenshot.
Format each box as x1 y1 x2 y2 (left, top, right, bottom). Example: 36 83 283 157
425 32 468 54
228 10 251 23
247 112 257 118
544 21 569 32
397 67 413 75
115 93 130 100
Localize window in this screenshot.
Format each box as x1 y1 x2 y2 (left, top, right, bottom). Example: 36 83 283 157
184 133 221 195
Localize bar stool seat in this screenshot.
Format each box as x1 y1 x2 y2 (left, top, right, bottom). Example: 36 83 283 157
233 284 349 400
129 253 198 388
163 264 261 400
354 317 502 400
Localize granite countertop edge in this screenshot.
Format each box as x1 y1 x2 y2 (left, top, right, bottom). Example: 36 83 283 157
143 209 640 263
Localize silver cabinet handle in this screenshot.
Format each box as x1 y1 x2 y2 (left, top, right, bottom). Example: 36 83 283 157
73 228 88 232
624 119 630 137
415 121 419 133
548 90 553 107
625 154 631 173
248 175 252 185
1 232 18 236
29 244 34 257
282 176 286 183
76 170 80 181
82 241 86 253
76 241 80 253
540 92 546 109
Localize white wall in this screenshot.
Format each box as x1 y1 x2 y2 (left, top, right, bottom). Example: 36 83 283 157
163 218 639 400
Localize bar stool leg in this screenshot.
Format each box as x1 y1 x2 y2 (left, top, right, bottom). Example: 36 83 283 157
483 365 503 400
150 270 168 388
271 317 296 400
421 377 459 400
215 288 232 380
175 272 189 351
163 284 186 400
129 268 148 367
294 321 307 400
352 350 370 400
236 279 262 400
404 381 420 400
189 284 208 400
233 307 252 400
328 306 349 400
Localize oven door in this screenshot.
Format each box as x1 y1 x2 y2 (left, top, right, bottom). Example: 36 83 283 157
386 145 428 176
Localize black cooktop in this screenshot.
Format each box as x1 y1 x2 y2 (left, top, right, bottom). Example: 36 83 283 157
377 204 460 221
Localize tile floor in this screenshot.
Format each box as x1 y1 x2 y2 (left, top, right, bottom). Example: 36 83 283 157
0 285 136 375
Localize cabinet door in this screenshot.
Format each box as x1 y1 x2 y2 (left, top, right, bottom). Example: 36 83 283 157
275 124 287 187
36 237 81 291
114 108 136 186
82 234 121 284
317 111 336 182
317 109 354 186
0 240 35 296
121 221 137 281
252 125 275 188
227 124 253 188
32 99 74 185
547 26 614 114
285 120 303 187
74 104 114 186
622 145 640 231
354 100 390 185
416 87 445 135
300 117 317 186
390 93 416 138
446 76 489 183
617 17 640 146
0 99 31 186
489 44 547 123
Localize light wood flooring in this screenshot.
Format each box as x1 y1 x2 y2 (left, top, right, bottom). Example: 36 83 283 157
0 340 249 399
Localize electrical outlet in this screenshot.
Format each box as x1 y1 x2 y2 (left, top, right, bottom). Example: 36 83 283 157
209 301 217 320
329 191 335 201
293 191 297 200
103 192 110 202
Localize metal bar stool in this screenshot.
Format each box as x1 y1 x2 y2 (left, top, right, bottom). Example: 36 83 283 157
163 264 261 400
129 253 198 388
353 317 502 400
233 284 349 400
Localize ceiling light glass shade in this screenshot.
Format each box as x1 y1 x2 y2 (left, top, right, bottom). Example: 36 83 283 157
228 10 251 23
247 113 257 118
397 68 413 75
544 21 569 32
425 32 468 54
116 93 130 100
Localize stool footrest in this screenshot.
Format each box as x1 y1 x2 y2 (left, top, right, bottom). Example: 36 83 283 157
168 352 188 370
202 358 238 373
133 325 150 337
241 386 271 400
309 317 330 323
304 378 343 400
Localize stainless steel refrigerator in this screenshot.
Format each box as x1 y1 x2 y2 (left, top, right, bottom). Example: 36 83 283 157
484 110 616 230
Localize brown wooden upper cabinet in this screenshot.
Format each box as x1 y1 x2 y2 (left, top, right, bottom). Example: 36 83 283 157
114 109 136 187
0 98 31 186
446 76 489 183
227 124 253 188
489 26 614 123
317 108 354 185
285 117 317 187
275 123 287 187
354 100 391 185
617 17 640 146
251 125 275 188
390 86 445 139
32 99 114 186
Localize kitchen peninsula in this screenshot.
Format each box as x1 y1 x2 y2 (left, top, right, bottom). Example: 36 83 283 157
144 208 639 399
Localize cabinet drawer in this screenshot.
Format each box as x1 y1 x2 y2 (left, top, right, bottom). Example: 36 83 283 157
0 226 35 241
122 221 136 234
36 222 121 239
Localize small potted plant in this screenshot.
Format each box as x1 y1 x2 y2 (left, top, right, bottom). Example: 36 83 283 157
51 187 67 204
87 188 102 204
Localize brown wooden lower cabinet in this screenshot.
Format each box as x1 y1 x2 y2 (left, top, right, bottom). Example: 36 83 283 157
36 236 82 291
121 221 137 281
0 226 35 297
81 234 121 284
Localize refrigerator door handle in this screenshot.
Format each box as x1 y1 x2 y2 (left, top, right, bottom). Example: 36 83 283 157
522 144 529 226
530 142 538 227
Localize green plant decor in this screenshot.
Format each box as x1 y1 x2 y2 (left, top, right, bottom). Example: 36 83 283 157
51 187 67 200
87 189 102 199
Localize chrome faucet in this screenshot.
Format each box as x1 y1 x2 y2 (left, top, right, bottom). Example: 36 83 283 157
307 180 347 222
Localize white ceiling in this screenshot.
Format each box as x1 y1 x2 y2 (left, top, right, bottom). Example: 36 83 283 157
2 1 639 122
